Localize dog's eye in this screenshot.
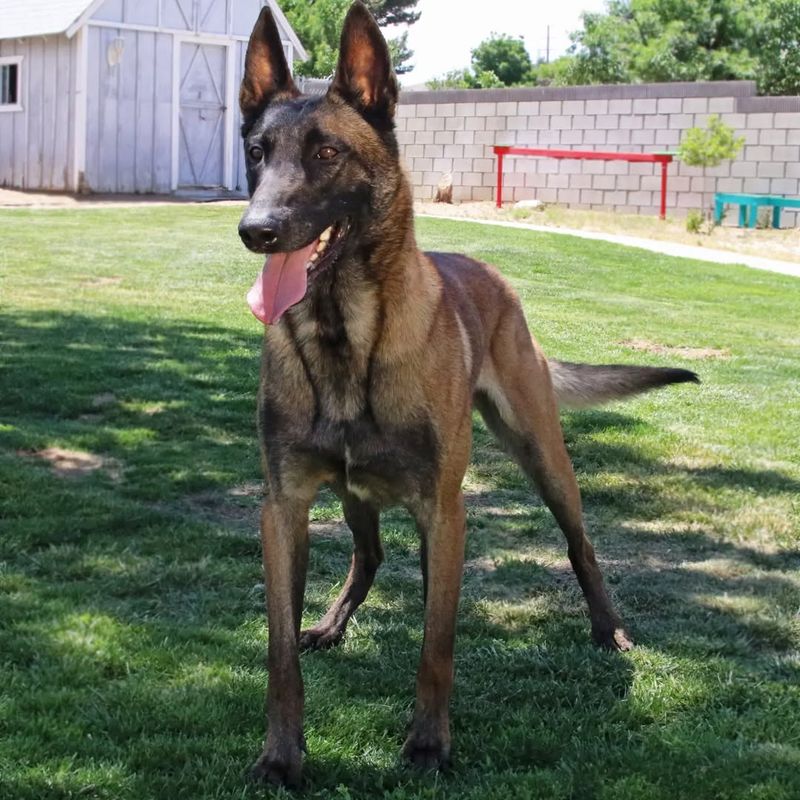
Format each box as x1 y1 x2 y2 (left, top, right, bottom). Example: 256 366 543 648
316 146 339 161
248 145 264 162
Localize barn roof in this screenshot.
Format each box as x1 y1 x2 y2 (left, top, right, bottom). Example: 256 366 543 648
0 0 95 39
0 0 308 60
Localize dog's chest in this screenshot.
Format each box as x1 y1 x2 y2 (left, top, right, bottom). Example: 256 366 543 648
308 413 438 505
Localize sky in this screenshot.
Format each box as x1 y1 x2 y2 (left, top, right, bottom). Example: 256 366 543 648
398 0 608 87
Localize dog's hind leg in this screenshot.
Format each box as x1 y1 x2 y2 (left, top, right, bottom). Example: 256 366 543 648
299 492 383 651
474 314 633 651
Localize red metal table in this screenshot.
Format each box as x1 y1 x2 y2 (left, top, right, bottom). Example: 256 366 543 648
493 146 675 219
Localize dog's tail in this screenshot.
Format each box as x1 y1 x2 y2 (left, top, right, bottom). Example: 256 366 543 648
548 360 700 408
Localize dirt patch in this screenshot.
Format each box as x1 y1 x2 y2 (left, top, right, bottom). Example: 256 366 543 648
18 447 122 480
621 338 730 360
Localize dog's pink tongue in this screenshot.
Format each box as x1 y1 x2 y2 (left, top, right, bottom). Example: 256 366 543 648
247 241 317 324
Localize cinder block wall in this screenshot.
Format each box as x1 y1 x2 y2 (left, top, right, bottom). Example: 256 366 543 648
395 81 800 226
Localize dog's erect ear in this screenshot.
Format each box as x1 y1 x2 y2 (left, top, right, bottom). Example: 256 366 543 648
240 6 299 120
329 1 399 122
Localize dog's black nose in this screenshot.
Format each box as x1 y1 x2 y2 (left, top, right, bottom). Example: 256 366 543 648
238 220 279 251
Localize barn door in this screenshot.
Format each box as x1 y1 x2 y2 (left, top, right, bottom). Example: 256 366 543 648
178 41 227 188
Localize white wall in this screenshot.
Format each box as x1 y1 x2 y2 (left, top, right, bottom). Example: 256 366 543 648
0 35 77 190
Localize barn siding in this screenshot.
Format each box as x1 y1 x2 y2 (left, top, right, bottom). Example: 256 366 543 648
84 25 173 192
0 35 76 190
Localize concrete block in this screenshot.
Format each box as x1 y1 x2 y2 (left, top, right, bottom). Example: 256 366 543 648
423 144 444 158
396 131 414 145
586 99 608 114
525 172 547 188
452 157 472 172
719 113 745 128
682 98 708 114
407 116 426 131
550 115 572 130
772 145 800 162
475 102 497 117
557 188 582 204
507 116 530 131
627 190 654 206
486 116 506 131
609 99 633 114
770 178 799 194
562 100 585 115
474 131 496 145
595 114 620 129
413 157 433 172
709 97 735 113
741 178 771 193
758 162 786 178
537 187 559 203
443 144 464 158
432 158 452 172
657 98 683 114
676 192 703 208
425 116 445 131
620 114 643 130
540 100 562 115
454 130 475 145
416 130 434 145
745 145 772 161
616 175 641 191
774 112 800 129
547 173 570 189
404 144 424 159
526 115 550 130
788 130 800 145
605 160 629 174
561 130 583 145
538 129 561 144
644 114 669 129
435 104 455 117
571 115 595 130
518 101 540 115
571 174 593 189
593 175 616 190
632 99 657 114
463 144 486 158
604 190 629 205
747 113 774 129
455 103 476 116
465 116 486 131
472 186 493 200
607 129 631 145
731 161 757 178
760 129 787 146
584 129 607 145
668 113 694 130
631 128 656 145
497 101 518 115
415 104 435 116
717 177 743 193
584 160 606 174
445 115 466 131
655 129 680 146
434 130 455 145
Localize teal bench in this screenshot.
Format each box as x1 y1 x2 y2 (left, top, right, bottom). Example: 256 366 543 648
714 192 800 228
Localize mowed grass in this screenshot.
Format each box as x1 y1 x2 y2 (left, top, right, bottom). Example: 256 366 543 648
1 206 799 800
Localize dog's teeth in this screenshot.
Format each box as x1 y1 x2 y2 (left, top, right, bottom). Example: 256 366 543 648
316 240 327 253
309 252 319 262
319 227 332 242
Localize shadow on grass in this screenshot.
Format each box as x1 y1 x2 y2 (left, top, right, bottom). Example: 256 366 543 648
2 309 799 797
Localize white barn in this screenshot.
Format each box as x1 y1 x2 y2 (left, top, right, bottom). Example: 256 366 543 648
0 0 306 194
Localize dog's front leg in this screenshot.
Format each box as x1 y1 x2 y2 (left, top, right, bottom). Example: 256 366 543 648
251 498 310 789
403 486 467 770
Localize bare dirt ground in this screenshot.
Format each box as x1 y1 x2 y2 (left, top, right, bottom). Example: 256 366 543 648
2 188 797 265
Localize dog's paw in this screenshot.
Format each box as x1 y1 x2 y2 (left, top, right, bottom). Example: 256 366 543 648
299 625 344 652
593 626 634 652
249 742 303 789
402 730 451 772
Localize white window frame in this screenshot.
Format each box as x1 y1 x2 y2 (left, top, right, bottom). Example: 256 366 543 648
0 55 23 113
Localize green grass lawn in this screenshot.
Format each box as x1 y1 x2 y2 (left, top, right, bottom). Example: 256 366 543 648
1 207 798 800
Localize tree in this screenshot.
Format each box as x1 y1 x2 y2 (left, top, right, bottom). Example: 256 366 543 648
758 0 800 95
677 114 745 224
470 34 533 86
283 0 419 77
566 0 762 86
427 33 532 89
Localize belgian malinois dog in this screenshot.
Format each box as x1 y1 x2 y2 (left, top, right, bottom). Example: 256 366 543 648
237 2 697 786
